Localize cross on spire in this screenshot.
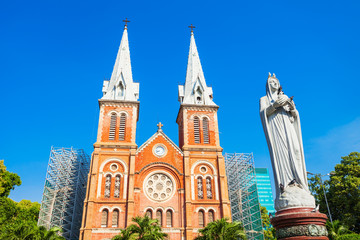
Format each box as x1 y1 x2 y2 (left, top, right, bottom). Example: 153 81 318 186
157 122 163 131
123 18 130 29
188 24 195 33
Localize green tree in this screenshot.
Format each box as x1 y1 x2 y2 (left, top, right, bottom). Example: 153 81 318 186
194 218 247 240
308 152 360 233
326 220 351 240
112 215 167 240
260 206 276 240
0 160 21 198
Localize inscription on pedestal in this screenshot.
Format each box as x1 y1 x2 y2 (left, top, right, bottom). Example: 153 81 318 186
277 224 328 239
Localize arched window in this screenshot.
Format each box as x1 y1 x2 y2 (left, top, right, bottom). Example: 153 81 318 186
146 209 152 219
156 210 162 226
114 175 120 198
208 210 214 223
104 175 111 198
101 209 108 227
166 210 173 227
112 209 119 227
109 113 117 140
206 177 213 199
202 118 209 144
194 117 200 143
197 177 204 199
198 210 205 227
119 113 126 141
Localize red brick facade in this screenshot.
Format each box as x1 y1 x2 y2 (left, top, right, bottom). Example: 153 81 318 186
80 99 231 240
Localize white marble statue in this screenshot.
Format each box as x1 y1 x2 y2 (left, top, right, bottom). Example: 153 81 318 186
260 73 315 211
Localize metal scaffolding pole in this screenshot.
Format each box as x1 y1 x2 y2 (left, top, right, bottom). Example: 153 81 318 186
225 153 264 240
38 147 90 240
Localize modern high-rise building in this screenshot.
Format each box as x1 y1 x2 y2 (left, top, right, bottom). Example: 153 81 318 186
80 23 231 240
38 147 90 240
255 168 275 215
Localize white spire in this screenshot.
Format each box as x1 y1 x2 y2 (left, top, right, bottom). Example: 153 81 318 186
178 31 215 106
102 27 139 101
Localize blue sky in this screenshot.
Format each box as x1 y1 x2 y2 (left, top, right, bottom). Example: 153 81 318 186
1 0 359 203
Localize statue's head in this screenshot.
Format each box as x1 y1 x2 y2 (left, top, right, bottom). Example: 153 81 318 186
267 72 280 92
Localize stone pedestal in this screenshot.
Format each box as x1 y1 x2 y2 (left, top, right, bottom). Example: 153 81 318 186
271 208 329 240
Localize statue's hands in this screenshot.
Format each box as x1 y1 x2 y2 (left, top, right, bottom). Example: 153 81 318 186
274 95 289 108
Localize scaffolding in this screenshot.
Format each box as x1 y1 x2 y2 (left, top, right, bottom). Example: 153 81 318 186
225 153 264 240
38 147 90 240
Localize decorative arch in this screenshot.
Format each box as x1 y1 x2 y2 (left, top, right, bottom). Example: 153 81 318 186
97 158 128 199
99 206 111 212
191 160 219 200
195 207 207 213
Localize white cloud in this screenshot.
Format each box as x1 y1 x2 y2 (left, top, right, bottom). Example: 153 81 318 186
305 117 360 175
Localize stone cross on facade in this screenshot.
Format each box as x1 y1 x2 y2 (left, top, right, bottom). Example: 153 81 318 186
157 122 163 131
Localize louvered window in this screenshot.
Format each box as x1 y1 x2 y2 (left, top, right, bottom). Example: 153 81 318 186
166 210 172 227
197 177 204 199
194 117 200 143
206 177 213 199
156 210 162 226
203 118 209 144
109 113 117 140
119 113 126 141
104 175 111 198
198 210 204 227
114 175 120 198
101 210 108 227
146 210 152 219
208 210 214 223
112 209 119 227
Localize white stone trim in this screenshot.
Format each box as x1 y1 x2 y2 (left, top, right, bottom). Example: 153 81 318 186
100 158 128 172
204 174 213 179
195 207 206 213
136 131 183 155
99 206 111 212
207 207 217 213
144 207 155 213
165 206 175 212
143 170 177 204
194 174 204 179
92 228 121 234
111 206 123 212
191 160 219 200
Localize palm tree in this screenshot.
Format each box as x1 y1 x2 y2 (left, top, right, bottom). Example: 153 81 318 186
34 226 66 240
195 218 247 240
326 220 351 240
0 223 65 240
112 215 167 240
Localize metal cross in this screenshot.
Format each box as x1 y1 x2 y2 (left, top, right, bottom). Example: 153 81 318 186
157 122 163 130
123 18 130 29
188 24 195 33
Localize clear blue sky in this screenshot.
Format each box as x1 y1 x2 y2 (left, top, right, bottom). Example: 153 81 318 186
1 0 359 203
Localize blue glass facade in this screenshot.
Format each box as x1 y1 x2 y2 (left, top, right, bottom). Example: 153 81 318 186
255 168 276 215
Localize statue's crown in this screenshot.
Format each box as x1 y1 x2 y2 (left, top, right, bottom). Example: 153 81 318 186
268 72 278 80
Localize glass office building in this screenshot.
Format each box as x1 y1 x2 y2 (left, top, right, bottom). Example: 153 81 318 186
255 168 275 215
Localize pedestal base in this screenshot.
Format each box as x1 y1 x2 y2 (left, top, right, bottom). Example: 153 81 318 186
271 208 329 240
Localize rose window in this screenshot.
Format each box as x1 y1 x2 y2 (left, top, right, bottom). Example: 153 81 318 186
145 173 174 202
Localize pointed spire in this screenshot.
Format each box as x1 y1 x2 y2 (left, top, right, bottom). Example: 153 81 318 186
102 21 139 101
178 27 215 106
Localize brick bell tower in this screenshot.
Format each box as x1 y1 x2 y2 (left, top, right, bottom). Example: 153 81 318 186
80 21 140 240
177 28 231 239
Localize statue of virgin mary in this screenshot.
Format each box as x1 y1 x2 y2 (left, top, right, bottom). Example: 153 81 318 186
260 73 315 211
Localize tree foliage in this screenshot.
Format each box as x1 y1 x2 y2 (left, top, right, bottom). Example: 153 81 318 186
194 218 247 240
260 206 276 240
308 152 360 233
326 220 352 240
0 160 65 240
112 215 167 240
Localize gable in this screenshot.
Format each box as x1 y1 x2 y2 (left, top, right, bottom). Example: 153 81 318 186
136 131 183 156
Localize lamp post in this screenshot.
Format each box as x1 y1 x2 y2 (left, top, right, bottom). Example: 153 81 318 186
307 171 334 224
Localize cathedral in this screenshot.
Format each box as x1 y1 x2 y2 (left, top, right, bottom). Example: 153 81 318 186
80 23 231 240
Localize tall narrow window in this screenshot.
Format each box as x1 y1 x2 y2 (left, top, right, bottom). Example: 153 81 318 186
198 210 205 227
194 117 200 143
146 210 152 219
119 113 126 141
208 210 214 223
197 177 204 199
156 210 162 226
112 209 119 227
104 175 111 198
101 210 108 227
203 118 209 144
166 210 173 227
206 177 213 199
109 113 117 140
114 175 120 198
